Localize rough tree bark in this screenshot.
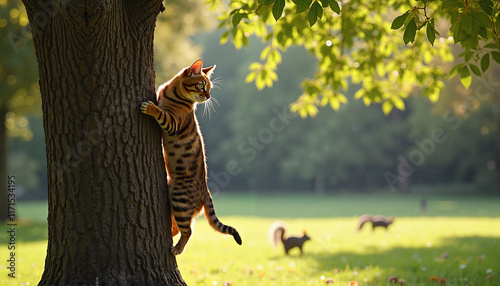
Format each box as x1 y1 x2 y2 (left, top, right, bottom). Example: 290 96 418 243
22 0 185 284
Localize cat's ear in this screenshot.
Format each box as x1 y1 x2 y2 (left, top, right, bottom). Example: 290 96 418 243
202 65 216 78
188 59 203 76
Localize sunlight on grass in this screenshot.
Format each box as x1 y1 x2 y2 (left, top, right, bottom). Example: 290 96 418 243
177 217 500 286
0 217 498 285
0 240 45 285
0 196 498 285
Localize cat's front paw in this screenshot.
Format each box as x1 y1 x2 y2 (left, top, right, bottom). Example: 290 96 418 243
140 101 159 116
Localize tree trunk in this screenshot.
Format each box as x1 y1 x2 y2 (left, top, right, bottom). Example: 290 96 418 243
22 0 185 284
0 107 7 220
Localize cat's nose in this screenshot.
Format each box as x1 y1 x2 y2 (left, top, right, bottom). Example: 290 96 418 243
204 92 210 99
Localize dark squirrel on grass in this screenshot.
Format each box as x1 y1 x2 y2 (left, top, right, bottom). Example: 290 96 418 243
357 214 395 231
269 221 311 255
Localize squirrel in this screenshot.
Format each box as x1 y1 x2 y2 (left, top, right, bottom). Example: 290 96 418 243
357 214 395 231
269 221 311 255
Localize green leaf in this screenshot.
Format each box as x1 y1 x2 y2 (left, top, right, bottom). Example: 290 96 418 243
267 68 278 81
256 69 270 89
337 93 347 104
492 51 500 64
329 0 340 14
392 96 406 111
449 64 459 78
245 71 257 83
426 19 436 46
442 0 464 10
269 49 282 67
403 18 417 45
478 27 487 38
249 62 262 70
382 101 393 115
460 66 471 88
305 103 319 117
484 43 500 49
391 11 409 30
220 31 230 44
292 0 312 13
469 64 481 76
273 0 286 21
425 85 441 102
232 13 243 27
469 10 491 28
496 13 500 32
454 23 466 43
417 21 427 31
329 97 340 110
229 9 239 16
461 13 473 34
464 50 473 62
354 89 365 99
308 1 323 27
260 46 271 60
478 0 493 15
481 53 490 72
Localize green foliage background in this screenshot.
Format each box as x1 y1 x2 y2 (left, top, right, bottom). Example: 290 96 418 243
194 30 499 194
0 0 40 138
210 0 500 116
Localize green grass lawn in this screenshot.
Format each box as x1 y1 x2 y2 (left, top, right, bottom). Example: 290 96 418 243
177 216 500 285
1 194 499 285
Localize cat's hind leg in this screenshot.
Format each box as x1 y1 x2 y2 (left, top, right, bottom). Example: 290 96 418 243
170 214 193 255
171 211 180 237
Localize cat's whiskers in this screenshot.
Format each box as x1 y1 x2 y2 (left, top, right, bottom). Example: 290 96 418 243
211 77 223 91
202 97 218 118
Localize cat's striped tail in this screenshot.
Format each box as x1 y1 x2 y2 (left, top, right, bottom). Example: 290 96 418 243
204 194 242 245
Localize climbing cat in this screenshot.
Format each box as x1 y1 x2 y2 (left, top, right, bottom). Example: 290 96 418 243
140 59 242 255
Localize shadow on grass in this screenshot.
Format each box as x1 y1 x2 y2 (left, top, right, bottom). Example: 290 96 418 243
0 220 48 243
296 236 500 285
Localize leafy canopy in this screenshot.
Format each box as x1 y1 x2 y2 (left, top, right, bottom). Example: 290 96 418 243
208 0 500 116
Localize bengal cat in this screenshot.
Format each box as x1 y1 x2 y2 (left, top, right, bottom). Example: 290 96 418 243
140 59 242 255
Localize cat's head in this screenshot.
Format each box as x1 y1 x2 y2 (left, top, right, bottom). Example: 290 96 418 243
180 59 216 104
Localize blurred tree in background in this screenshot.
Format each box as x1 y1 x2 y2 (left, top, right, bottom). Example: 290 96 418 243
0 0 40 219
154 0 215 80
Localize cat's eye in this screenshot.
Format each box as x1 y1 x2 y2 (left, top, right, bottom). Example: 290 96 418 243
198 83 205 91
